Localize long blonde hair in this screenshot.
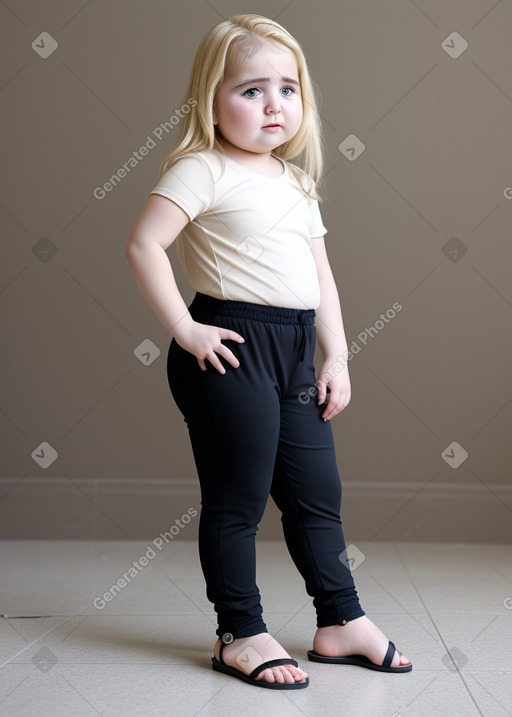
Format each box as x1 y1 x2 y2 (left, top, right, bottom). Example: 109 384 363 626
158 14 326 201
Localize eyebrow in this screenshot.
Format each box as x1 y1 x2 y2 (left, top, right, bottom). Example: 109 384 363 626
232 76 300 90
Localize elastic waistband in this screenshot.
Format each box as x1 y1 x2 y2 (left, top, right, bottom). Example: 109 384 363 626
190 293 316 325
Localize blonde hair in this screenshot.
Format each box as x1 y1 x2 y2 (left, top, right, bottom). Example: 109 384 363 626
158 14 326 201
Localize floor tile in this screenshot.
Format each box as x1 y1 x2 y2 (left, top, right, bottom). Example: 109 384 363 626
464 671 512 716
427 612 512 669
468 544 512 580
394 542 505 578
1 540 511 716
10 614 216 666
410 575 512 613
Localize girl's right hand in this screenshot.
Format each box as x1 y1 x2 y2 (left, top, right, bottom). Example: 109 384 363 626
174 320 245 374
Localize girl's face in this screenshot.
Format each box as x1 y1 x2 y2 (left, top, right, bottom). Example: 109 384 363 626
213 37 303 156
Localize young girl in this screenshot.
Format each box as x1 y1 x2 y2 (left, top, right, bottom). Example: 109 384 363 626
126 14 411 690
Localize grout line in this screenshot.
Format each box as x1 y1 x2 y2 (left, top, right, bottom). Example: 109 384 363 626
406 576 486 715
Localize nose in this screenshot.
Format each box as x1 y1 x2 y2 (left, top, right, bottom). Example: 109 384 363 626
265 88 283 115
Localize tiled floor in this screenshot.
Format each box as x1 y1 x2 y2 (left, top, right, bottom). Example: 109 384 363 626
1 540 511 716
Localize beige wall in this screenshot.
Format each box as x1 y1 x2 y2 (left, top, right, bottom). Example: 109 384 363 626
1 1 511 542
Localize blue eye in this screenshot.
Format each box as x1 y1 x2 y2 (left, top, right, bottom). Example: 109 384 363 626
243 86 295 98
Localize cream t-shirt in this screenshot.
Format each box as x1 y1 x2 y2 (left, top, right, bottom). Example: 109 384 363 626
148 149 328 310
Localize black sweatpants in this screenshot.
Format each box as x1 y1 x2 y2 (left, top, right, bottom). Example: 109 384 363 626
167 292 365 640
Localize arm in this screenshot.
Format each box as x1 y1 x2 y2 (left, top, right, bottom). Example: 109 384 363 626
310 236 351 420
125 194 244 374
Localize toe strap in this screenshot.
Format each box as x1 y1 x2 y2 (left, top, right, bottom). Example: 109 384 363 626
249 658 299 680
382 641 396 669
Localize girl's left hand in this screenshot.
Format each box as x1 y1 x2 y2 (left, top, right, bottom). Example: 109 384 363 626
317 360 351 421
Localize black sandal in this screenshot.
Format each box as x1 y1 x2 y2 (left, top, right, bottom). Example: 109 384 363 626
308 639 412 673
212 634 310 689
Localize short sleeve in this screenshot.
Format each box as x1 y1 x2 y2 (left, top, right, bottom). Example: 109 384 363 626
309 199 328 239
148 154 214 221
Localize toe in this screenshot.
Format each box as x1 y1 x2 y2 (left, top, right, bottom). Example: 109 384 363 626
254 666 301 684
280 666 296 684
284 665 306 683
394 650 411 667
275 667 288 684
255 667 275 683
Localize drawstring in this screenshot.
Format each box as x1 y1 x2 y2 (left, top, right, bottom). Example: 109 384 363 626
298 312 307 362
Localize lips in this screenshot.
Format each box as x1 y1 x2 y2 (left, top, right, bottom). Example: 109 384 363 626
263 124 281 128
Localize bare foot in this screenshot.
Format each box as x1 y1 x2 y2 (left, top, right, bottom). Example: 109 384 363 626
314 616 411 668
213 633 308 685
